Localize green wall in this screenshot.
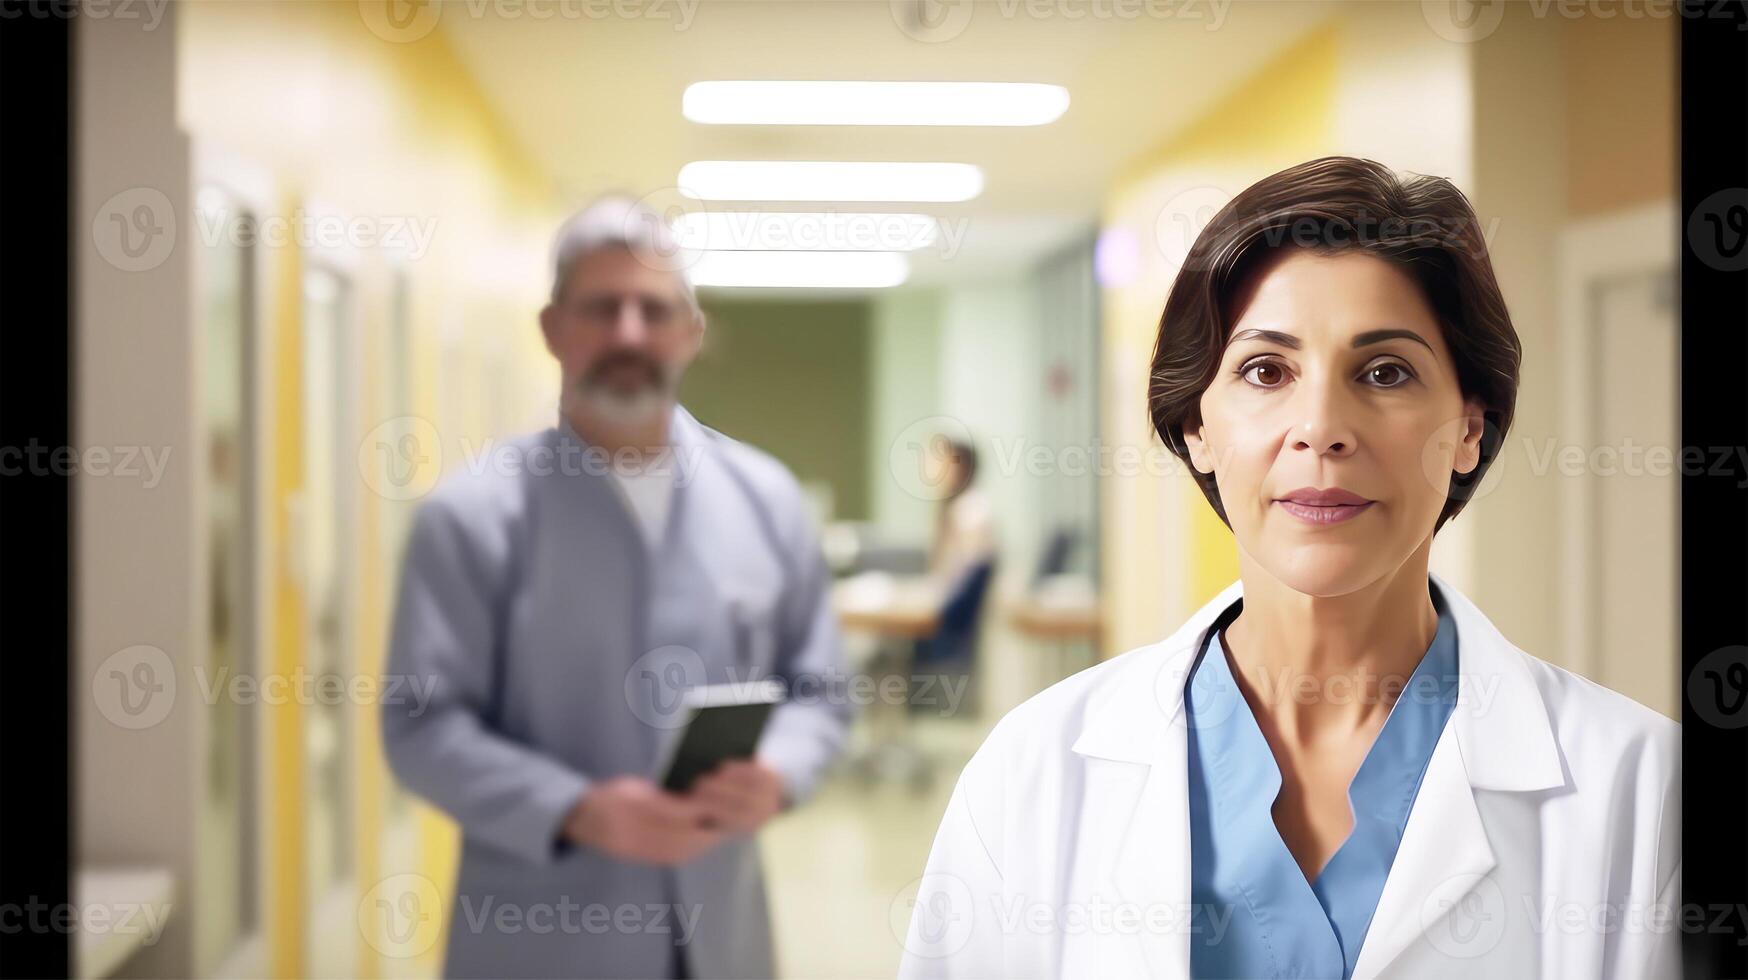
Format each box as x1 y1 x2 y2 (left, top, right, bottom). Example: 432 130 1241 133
683 297 872 520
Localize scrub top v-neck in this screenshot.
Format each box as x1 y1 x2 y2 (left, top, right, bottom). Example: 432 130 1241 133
1183 583 1460 979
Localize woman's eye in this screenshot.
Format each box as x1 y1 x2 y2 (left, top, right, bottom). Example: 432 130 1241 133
1363 361 1414 388
1240 360 1288 388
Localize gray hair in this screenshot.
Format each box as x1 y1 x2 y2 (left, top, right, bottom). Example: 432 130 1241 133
547 195 701 317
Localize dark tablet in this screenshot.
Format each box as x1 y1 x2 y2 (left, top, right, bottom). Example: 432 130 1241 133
657 681 784 794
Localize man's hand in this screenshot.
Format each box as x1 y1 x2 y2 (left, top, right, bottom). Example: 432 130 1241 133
688 758 788 836
564 776 724 866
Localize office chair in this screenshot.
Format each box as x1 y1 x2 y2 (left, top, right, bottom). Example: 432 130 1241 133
1033 526 1077 585
852 558 995 793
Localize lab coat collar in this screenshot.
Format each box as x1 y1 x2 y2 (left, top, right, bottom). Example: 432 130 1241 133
1070 569 1563 790
1069 570 1566 979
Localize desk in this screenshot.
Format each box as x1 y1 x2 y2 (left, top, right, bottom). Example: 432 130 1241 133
833 575 941 639
830 573 945 790
1008 600 1102 642
1008 595 1103 687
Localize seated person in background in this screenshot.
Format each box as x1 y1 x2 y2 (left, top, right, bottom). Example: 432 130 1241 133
924 436 996 607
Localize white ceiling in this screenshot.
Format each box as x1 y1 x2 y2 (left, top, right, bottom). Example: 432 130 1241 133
440 0 1334 288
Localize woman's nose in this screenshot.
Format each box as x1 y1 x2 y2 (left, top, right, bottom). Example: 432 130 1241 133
1289 376 1358 456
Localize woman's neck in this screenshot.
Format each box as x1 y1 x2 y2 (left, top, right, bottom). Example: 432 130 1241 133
1220 552 1441 742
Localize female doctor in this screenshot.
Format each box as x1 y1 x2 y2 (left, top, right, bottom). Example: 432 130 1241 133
898 157 1681 980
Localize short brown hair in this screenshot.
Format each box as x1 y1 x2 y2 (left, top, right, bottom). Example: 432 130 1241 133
1147 156 1521 534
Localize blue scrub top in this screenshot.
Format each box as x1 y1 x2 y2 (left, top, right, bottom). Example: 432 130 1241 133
1184 583 1460 979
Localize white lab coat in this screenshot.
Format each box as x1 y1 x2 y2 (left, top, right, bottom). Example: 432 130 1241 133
899 571 1681 979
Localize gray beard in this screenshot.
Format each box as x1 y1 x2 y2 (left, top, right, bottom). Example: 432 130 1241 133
574 375 674 428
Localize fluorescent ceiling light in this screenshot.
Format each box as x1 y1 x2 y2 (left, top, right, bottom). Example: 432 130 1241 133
689 250 909 289
683 81 1070 127
673 211 939 252
678 161 983 203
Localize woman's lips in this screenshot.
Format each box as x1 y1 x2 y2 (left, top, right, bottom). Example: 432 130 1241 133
1275 499 1375 525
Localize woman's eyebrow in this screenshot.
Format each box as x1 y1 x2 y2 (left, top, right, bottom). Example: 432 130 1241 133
1228 327 1434 354
1228 328 1300 348
1352 328 1435 353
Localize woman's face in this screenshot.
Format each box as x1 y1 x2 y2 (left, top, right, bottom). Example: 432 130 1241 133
1183 249 1486 596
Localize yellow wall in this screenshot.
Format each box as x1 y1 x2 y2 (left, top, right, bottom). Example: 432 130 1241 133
179 3 562 975
1098 28 1339 654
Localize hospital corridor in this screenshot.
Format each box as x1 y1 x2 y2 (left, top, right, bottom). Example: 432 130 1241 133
7 0 1724 977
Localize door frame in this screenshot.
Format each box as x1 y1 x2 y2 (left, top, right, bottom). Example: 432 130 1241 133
1555 201 1678 684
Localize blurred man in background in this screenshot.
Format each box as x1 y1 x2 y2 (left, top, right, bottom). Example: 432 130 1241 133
383 197 854 979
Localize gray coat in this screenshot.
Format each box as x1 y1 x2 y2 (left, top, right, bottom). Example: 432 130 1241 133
382 405 855 979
